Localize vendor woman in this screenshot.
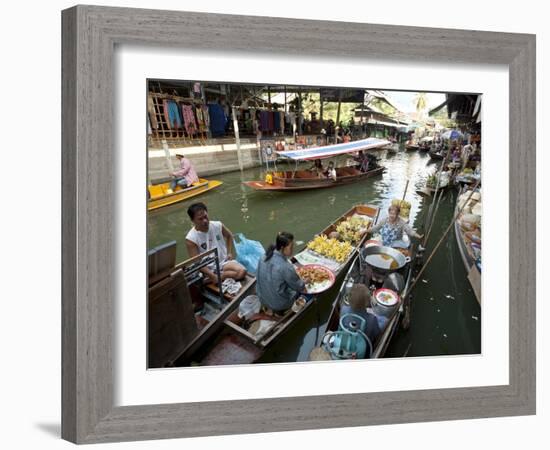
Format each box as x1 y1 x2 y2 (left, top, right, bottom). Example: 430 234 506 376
256 231 306 313
367 205 423 247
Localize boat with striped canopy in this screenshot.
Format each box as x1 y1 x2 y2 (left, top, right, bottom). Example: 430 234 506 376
243 138 390 192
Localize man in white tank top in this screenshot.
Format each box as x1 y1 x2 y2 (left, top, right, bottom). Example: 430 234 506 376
185 202 246 285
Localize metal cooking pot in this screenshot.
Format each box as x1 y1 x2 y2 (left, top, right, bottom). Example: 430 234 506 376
360 245 410 274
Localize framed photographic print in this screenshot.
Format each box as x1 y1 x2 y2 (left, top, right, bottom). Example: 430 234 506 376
62 5 535 444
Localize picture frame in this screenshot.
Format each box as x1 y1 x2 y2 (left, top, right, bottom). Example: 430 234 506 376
61 5 536 444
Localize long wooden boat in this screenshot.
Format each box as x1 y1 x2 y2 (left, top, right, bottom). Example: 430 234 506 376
405 142 420 151
454 194 481 304
172 204 381 366
243 166 385 192
148 177 223 211
314 226 418 360
244 137 389 192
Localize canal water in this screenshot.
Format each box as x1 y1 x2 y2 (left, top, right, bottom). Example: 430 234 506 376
148 149 481 360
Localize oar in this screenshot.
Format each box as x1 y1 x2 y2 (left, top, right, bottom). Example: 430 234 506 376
401 179 409 202
404 179 480 299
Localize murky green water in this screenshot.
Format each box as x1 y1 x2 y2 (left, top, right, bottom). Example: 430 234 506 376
148 149 481 360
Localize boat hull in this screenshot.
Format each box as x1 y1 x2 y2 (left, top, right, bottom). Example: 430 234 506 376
428 151 444 160
148 178 223 211
454 205 481 304
321 242 416 359
243 167 385 192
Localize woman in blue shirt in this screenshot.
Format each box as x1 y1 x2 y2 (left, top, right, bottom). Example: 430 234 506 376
368 205 423 247
256 232 306 313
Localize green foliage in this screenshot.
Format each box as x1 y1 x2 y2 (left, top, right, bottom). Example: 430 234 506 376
368 98 398 117
431 106 457 128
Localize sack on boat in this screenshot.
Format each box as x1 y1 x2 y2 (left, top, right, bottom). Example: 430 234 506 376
471 202 482 216
461 213 481 226
235 233 265 275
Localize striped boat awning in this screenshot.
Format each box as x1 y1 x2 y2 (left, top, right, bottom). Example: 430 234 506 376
276 138 390 161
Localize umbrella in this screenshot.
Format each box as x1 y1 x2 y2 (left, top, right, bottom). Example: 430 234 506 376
442 129 463 140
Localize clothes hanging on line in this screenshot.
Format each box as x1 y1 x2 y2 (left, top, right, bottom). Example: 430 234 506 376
273 111 281 133
195 106 208 132
259 110 270 131
181 104 198 135
163 100 182 129
207 103 227 137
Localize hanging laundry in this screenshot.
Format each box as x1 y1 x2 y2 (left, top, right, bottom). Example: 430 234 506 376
207 103 227 137
279 111 285 134
273 111 281 133
163 100 182 129
259 110 270 132
181 104 198 136
195 106 207 132
202 105 210 128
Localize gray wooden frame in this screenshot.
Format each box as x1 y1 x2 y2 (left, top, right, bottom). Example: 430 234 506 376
62 5 536 444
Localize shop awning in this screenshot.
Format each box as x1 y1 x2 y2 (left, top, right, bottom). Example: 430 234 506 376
276 138 390 161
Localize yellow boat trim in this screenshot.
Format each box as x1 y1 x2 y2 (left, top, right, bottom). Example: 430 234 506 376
148 178 223 211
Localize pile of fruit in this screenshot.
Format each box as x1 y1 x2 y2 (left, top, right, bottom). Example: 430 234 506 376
307 234 353 263
335 216 371 243
391 199 411 219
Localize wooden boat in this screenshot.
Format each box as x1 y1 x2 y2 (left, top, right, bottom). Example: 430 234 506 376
243 166 384 192
148 177 223 211
454 193 481 304
148 244 257 368
313 214 418 359
428 149 445 160
244 137 389 192
172 204 381 366
405 141 419 151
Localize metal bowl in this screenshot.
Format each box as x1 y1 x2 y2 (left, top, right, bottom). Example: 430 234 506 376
360 245 410 273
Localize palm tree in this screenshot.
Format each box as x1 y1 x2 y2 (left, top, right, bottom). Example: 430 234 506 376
414 93 428 118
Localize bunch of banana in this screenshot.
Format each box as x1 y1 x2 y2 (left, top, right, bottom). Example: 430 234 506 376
392 199 411 219
307 234 353 262
335 216 371 243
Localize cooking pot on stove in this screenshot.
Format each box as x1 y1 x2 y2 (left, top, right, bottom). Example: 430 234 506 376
360 245 410 274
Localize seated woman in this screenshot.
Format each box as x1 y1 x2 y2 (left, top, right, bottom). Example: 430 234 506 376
367 204 423 248
256 232 306 314
340 283 381 349
308 159 324 177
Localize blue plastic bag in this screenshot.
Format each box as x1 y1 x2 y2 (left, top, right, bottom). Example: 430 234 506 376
235 233 265 275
